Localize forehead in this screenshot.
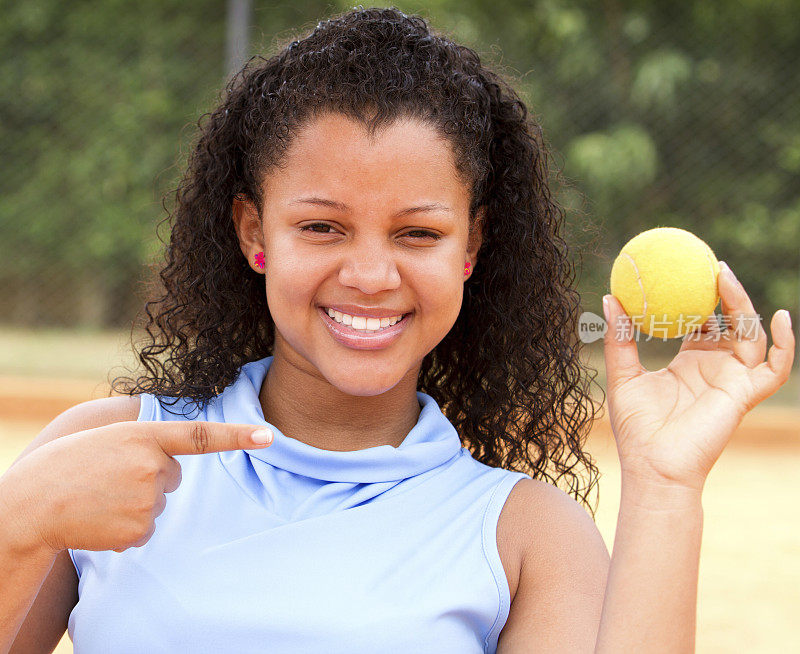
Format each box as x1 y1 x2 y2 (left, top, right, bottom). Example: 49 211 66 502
263 112 467 205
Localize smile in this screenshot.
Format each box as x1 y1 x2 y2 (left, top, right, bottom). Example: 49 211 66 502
324 307 406 331
318 307 411 350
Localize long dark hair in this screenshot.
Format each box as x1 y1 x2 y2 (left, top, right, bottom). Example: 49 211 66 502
112 5 605 518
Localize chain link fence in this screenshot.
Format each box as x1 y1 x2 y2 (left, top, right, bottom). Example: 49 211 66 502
2 0 798 333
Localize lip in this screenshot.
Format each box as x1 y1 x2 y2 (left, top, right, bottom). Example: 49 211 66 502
319 306 411 350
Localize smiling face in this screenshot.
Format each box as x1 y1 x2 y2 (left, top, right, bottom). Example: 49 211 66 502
233 111 483 397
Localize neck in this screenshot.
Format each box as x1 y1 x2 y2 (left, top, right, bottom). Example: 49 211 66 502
259 351 423 452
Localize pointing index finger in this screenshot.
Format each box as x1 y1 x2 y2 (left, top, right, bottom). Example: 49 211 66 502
148 421 273 456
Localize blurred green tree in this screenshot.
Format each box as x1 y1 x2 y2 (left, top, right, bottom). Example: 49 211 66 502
1 0 797 336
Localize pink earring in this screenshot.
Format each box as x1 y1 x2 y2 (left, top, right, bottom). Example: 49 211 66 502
254 251 265 269
464 261 471 276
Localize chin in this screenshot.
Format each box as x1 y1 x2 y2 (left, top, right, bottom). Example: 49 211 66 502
312 355 407 395
327 374 403 398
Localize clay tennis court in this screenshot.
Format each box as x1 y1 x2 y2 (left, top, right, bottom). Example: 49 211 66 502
1 372 797 653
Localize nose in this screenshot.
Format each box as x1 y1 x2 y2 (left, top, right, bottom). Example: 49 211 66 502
337 240 401 294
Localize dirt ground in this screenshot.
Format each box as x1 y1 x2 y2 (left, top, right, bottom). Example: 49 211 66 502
1 376 797 653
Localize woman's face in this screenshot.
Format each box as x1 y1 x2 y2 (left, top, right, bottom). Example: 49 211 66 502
234 111 483 396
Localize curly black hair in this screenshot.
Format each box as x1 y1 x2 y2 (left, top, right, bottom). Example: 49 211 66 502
111 5 606 519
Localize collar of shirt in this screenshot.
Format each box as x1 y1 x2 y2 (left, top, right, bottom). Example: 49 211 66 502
217 355 463 484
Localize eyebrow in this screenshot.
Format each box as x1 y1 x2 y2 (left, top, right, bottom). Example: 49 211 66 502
288 196 452 217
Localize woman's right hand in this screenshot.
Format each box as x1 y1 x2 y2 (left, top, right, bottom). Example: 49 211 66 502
0 420 273 554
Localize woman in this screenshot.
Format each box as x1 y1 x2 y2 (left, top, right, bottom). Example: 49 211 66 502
0 6 793 653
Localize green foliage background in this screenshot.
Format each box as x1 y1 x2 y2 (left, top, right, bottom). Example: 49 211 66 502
2 0 798 340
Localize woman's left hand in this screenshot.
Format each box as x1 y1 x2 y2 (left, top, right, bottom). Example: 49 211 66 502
602 261 795 492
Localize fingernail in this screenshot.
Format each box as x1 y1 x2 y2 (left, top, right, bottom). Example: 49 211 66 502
251 428 273 445
719 261 737 282
602 295 609 321
782 310 792 329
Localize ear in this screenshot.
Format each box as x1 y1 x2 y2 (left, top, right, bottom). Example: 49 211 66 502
466 205 485 268
231 194 265 273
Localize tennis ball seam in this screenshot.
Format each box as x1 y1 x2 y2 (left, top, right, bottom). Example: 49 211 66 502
621 252 647 317
621 247 719 335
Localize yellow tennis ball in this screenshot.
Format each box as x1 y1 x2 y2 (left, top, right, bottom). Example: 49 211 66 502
609 227 721 339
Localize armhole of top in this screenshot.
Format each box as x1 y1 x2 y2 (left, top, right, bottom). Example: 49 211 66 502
481 471 532 654
67 543 79 577
137 391 156 422
68 392 157 577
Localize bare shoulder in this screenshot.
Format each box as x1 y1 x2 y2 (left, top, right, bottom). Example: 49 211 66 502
53 393 143 430
497 478 611 653
497 478 589 601
10 394 142 467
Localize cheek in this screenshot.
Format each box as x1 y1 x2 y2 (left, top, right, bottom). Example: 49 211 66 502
411 258 465 318
264 258 321 322
264 235 325 291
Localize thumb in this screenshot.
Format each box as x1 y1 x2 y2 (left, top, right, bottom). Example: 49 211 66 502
603 294 645 391
146 421 274 456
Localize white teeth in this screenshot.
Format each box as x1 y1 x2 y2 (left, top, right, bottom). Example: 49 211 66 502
325 308 404 331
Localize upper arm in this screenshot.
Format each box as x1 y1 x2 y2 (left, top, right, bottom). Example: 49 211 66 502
497 478 611 654
8 394 141 654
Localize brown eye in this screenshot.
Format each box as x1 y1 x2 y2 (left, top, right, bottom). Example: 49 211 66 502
299 224 440 241
406 230 441 240
301 223 336 234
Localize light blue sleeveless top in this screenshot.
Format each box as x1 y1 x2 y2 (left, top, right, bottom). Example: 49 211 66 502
68 355 531 653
